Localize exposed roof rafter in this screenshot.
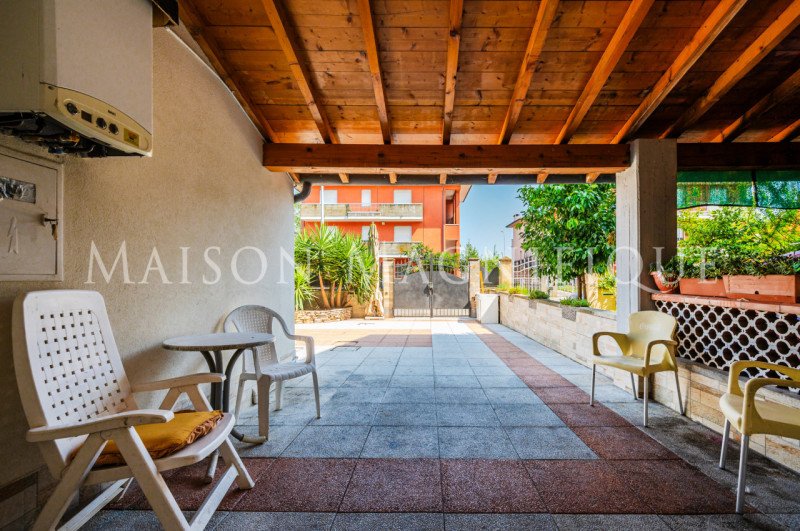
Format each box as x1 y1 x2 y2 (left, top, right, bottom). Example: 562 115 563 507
497 0 560 144
180 0 278 143
536 172 549 184
770 118 800 142
555 0 654 144
356 0 391 144
712 67 800 142
611 0 748 144
442 0 464 145
258 0 339 144
662 0 800 138
487 173 498 184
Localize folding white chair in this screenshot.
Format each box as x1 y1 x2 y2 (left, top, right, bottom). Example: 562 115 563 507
12 290 254 530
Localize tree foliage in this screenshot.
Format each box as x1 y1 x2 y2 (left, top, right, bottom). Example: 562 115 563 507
677 207 800 277
517 184 616 290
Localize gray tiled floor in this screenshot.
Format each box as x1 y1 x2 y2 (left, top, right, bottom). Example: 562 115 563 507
84 319 800 530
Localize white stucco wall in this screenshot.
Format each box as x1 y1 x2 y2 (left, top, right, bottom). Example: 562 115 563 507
0 27 293 501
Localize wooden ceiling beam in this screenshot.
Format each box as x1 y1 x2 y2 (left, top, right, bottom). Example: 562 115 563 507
487 173 498 184
180 0 278 143
356 0 391 144
442 0 464 145
497 0 560 144
585 172 601 184
338 173 350 183
264 143 631 174
611 0 747 144
676 143 800 170
662 0 800 139
536 172 549 184
712 67 800 142
555 0 654 144
258 0 338 144
769 118 800 142
389 172 398 184
439 174 447 185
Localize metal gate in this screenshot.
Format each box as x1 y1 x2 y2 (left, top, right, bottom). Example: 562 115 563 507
394 258 470 317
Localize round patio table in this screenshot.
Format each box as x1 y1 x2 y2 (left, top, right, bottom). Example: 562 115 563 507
163 332 275 481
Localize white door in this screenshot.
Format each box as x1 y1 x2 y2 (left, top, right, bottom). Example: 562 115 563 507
322 189 338 204
361 190 372 206
361 225 370 241
393 189 412 204
394 226 412 242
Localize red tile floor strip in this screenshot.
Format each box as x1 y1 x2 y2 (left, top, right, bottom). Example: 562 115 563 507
109 322 745 516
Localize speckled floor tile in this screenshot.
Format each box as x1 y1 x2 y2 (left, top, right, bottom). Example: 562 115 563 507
233 458 356 512
340 459 442 512
441 459 546 513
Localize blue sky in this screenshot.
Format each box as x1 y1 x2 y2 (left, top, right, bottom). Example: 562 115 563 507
461 185 525 258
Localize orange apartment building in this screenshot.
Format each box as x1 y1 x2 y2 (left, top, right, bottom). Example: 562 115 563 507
300 184 471 258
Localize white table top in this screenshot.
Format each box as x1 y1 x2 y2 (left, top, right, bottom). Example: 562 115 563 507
162 332 275 351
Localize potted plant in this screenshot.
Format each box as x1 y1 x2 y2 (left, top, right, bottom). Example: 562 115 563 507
649 257 680 294
722 255 800 304
679 257 726 297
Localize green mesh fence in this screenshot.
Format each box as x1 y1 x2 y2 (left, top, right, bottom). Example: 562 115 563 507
677 171 800 209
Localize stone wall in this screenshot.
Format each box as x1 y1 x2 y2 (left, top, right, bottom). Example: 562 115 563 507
498 293 800 473
295 307 352 324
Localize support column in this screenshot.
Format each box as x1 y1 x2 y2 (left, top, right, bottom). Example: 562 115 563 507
616 139 677 331
381 258 395 318
468 258 480 318
498 257 513 288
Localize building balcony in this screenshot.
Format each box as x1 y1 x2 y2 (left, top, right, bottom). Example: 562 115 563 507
300 202 423 222
379 241 413 257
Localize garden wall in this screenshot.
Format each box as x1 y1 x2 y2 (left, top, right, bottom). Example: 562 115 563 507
498 293 800 473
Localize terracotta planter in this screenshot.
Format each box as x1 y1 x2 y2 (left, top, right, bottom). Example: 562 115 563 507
650 271 679 294
679 278 726 298
722 274 800 304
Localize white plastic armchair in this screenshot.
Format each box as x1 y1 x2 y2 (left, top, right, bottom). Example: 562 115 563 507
224 305 320 441
12 290 254 531
590 311 684 426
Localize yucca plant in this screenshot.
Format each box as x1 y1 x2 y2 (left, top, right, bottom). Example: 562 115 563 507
295 226 377 309
294 265 314 310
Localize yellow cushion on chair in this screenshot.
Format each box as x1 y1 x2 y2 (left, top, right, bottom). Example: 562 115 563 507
94 410 223 467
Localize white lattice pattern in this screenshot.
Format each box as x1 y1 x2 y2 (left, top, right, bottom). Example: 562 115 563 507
34 308 127 424
655 300 800 381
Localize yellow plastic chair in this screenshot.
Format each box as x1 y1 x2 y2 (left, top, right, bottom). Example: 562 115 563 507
591 310 684 426
719 360 800 514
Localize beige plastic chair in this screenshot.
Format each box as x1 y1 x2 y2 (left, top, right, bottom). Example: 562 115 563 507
12 290 253 531
719 360 800 514
224 305 320 440
591 310 684 426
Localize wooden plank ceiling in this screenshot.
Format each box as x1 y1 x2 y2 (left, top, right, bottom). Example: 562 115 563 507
182 0 800 183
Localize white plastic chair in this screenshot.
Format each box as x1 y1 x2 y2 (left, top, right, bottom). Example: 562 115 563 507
224 305 320 440
12 290 254 531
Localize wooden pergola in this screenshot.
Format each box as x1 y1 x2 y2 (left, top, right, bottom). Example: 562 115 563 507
180 0 800 184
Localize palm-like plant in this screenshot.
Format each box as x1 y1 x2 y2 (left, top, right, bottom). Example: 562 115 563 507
295 226 377 309
294 265 314 310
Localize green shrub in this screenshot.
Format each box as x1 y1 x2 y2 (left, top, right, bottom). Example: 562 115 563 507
294 265 314 310
560 298 590 307
529 289 549 300
507 286 529 296
496 283 512 292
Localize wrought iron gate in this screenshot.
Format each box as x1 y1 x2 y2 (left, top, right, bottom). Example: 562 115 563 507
393 258 470 317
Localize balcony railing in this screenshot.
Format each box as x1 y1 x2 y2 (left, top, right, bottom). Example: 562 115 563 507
379 241 413 256
300 202 423 221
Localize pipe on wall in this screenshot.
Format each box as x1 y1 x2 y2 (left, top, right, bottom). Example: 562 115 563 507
293 181 312 202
